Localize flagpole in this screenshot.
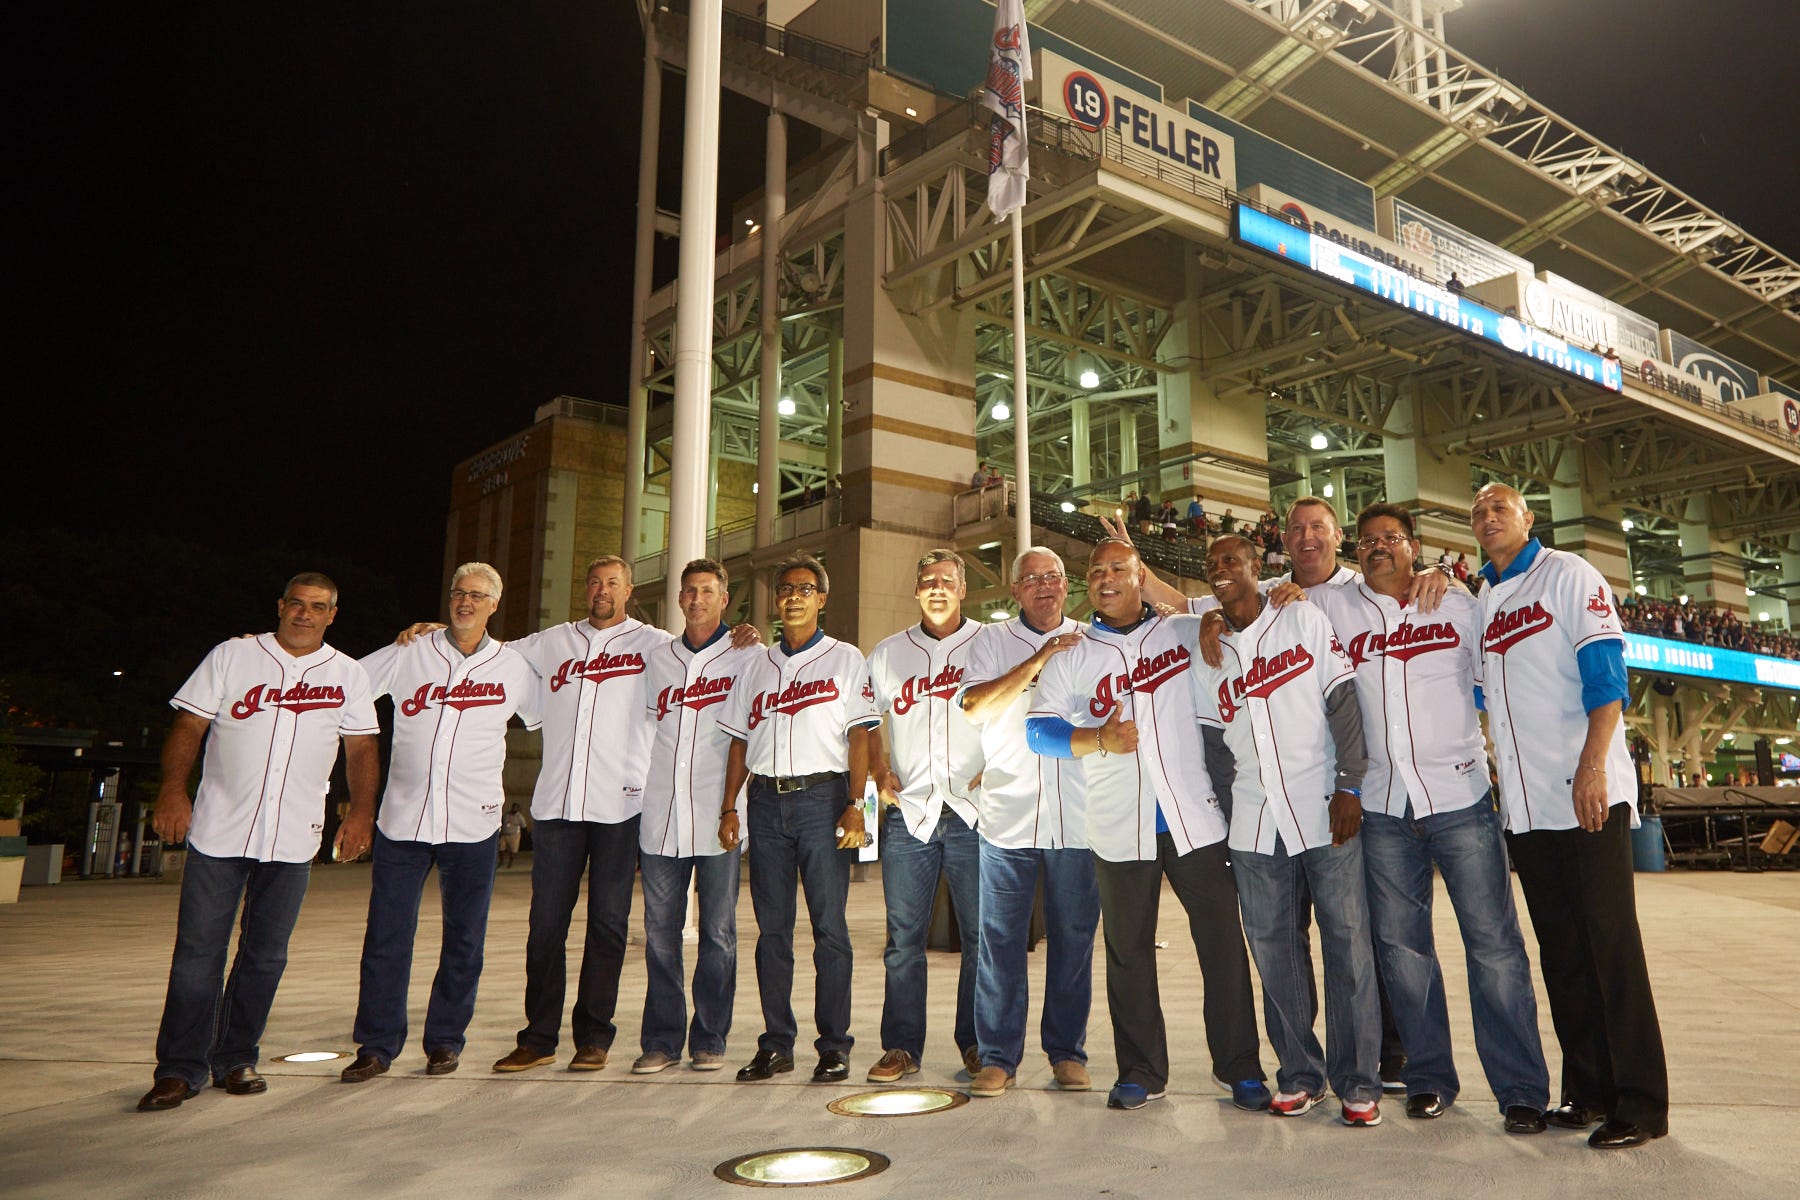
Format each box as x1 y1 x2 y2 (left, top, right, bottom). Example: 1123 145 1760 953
1010 207 1031 556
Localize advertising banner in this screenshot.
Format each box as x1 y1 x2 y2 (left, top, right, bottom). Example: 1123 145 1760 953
1234 204 1622 392
1662 329 1762 404
1381 198 1535 287
1243 183 1431 277
1622 633 1800 691
1533 272 1662 361
1036 50 1236 192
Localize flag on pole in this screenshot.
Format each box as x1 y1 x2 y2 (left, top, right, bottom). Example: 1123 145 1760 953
982 0 1032 219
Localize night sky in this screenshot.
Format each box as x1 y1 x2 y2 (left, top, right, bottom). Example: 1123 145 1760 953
17 0 1799 623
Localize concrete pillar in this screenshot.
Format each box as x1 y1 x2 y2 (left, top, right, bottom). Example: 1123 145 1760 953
752 109 787 631
1779 541 1800 632
826 328 844 483
622 35 663 562
1159 257 1270 515
837 186 977 540
1549 447 1631 593
1382 386 1477 559
1679 498 1748 615
1119 408 1138 490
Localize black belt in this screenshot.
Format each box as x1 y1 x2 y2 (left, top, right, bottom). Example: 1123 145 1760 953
754 771 843 794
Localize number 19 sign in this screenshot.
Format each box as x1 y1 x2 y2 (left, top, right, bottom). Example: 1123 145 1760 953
1040 50 1237 189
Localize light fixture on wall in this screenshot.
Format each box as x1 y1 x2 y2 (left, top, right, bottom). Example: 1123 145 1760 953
990 401 1010 420
1079 367 1100 389
1310 432 1328 450
777 396 797 416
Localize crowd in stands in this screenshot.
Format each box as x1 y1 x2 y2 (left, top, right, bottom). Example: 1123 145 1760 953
1619 594 1799 660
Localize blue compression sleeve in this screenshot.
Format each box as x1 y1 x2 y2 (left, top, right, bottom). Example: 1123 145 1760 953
1025 715 1078 758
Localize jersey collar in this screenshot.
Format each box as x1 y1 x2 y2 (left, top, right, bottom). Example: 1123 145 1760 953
778 628 826 657
1091 603 1155 636
1479 537 1543 587
681 623 729 653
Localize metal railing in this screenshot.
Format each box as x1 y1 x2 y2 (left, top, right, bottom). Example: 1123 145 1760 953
661 0 871 79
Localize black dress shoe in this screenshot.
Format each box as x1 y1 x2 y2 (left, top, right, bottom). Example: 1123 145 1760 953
1546 1102 1605 1129
137 1078 199 1112
340 1054 390 1083
1405 1093 1447 1119
736 1049 795 1081
215 1066 268 1095
425 1047 460 1076
812 1052 850 1083
1589 1119 1659 1149
1504 1105 1548 1134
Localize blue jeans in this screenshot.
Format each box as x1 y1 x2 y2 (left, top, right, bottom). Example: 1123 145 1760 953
973 839 1098 1073
1234 835 1379 1102
1362 798 1549 1111
639 847 742 1058
878 805 981 1063
519 817 640 1053
153 849 311 1089
352 830 498 1063
745 775 854 1057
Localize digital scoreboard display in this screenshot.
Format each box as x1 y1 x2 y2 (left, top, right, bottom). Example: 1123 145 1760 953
1232 204 1624 392
1622 633 1800 691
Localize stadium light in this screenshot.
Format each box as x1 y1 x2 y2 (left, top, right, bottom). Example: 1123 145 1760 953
1620 518 1634 531
1079 368 1101 389
1634 584 1647 595
1310 432 1329 450
777 396 796 416
991 401 1010 420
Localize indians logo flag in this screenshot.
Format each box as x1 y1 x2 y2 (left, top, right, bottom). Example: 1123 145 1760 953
982 0 1031 217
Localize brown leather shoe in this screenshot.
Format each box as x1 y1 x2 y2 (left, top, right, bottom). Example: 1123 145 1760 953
215 1066 268 1096
425 1048 460 1076
961 1046 982 1079
137 1078 199 1112
1052 1060 1092 1091
568 1044 609 1071
970 1065 1015 1097
339 1054 389 1083
492 1045 556 1073
866 1049 919 1083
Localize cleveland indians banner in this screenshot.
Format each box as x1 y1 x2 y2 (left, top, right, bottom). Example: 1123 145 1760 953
983 0 1031 218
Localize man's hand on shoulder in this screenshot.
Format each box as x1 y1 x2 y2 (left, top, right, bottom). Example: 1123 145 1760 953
729 623 765 649
1406 567 1451 612
398 622 445 646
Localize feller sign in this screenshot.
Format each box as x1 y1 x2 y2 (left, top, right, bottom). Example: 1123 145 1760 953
1036 51 1236 191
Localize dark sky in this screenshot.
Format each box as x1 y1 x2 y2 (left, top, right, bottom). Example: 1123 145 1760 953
16 1 1797 620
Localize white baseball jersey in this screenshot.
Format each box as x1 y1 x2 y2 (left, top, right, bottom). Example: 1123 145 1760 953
957 617 1088 850
359 632 542 845
716 633 881 777
868 620 985 839
1185 564 1357 615
510 618 668 824
1479 545 1637 832
170 635 380 863
1313 582 1488 818
1195 600 1357 855
1031 612 1226 863
640 628 757 857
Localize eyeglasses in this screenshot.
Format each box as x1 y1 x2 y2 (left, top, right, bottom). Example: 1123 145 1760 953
1355 533 1412 551
775 582 821 598
448 589 493 602
1017 572 1065 587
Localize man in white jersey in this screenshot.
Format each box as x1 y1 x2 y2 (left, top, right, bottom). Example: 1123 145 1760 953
139 573 380 1111
631 558 755 1075
338 563 541 1084
1026 540 1268 1113
1313 506 1550 1134
864 549 985 1083
1194 535 1382 1126
718 554 881 1085
492 555 670 1074
956 547 1100 1098
1470 482 1667 1150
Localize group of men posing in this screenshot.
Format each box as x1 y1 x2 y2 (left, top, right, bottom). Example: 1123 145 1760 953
137 482 1667 1151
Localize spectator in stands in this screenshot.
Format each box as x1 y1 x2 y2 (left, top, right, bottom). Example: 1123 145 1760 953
1453 553 1470 584
1188 495 1208 538
1446 272 1464 294
1160 501 1180 542
972 463 990 489
1219 509 1237 534
1133 492 1155 536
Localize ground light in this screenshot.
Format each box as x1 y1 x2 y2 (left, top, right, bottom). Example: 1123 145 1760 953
714 1148 889 1187
273 1051 344 1063
827 1088 969 1118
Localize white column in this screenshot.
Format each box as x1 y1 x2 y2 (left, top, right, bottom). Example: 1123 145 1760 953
666 0 724 623
1069 396 1090 489
623 35 662 564
753 109 787 629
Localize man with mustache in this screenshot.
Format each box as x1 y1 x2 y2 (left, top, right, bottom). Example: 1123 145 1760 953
1311 506 1549 1134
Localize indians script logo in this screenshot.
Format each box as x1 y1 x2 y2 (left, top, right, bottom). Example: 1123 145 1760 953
1343 622 1460 668
892 664 964 716
1214 644 1314 723
1482 602 1554 655
1586 588 1613 618
548 651 646 693
655 673 734 721
230 682 346 719
748 678 841 730
1087 645 1192 717
401 679 507 717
